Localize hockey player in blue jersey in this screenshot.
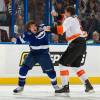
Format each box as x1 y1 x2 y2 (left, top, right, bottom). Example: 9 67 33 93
13 20 60 94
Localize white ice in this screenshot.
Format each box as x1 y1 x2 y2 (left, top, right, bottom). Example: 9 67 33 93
0 85 100 100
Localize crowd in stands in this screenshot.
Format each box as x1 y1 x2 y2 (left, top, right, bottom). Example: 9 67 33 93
0 0 24 42
78 0 100 44
0 0 100 44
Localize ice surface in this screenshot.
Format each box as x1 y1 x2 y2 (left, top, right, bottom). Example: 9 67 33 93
0 85 100 100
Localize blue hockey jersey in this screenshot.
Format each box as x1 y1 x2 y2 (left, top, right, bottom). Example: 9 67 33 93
17 24 49 53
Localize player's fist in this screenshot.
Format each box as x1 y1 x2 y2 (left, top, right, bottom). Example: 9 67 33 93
82 31 88 37
44 26 51 32
51 11 58 16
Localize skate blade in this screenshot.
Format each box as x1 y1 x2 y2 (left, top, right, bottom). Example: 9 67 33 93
55 92 70 97
13 91 23 95
86 90 95 93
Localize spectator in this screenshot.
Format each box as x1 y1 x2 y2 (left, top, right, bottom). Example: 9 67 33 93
85 15 98 39
78 0 86 19
51 0 66 43
85 0 99 16
0 28 10 42
6 0 24 37
51 33 59 43
51 0 65 23
79 0 100 41
95 13 100 33
0 0 7 25
87 31 100 44
28 0 45 24
92 31 100 44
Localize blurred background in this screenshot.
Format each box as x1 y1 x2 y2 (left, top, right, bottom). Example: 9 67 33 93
0 0 100 44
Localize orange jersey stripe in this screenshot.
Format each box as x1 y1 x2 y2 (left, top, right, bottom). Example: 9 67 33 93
66 33 81 41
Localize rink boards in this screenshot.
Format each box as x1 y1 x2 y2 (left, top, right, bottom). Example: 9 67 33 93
0 44 100 84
